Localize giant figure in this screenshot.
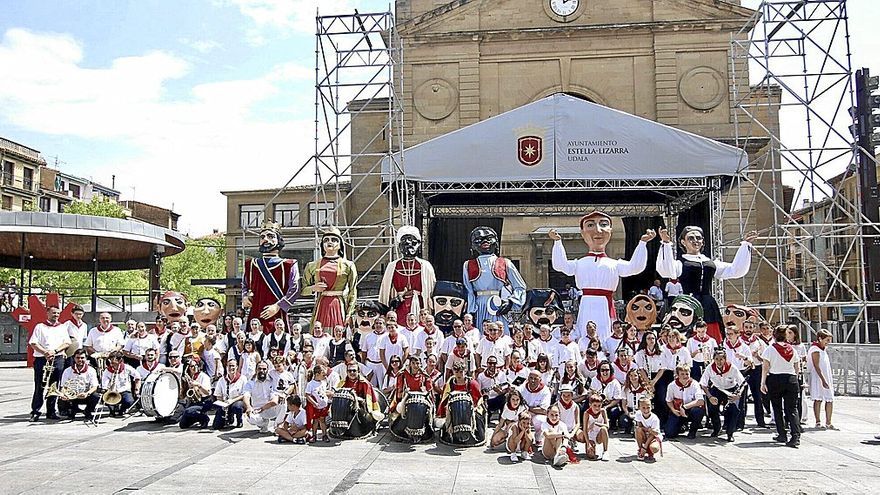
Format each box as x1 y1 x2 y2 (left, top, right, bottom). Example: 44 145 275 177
550 211 656 343
302 227 358 329
462 226 527 335
656 226 756 343
379 226 436 322
242 221 300 331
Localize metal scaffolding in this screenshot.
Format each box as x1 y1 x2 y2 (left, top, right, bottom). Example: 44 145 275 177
729 0 880 352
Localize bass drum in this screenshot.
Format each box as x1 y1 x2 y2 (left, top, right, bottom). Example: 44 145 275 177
438 391 486 447
141 370 182 418
390 391 434 443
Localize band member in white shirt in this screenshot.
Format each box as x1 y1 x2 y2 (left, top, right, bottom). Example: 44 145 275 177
699 349 745 442
101 351 141 416
477 356 506 420
664 365 705 439
212 358 247 429
29 306 70 421
178 358 213 429
135 348 164 379
244 361 280 433
687 320 717 380
57 349 100 420
588 361 623 432
85 312 124 364
166 351 184 374
760 325 802 448
740 316 768 429
123 322 159 367
65 304 88 367
361 318 387 387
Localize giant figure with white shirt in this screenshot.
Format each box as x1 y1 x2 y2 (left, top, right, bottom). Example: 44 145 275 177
550 211 656 344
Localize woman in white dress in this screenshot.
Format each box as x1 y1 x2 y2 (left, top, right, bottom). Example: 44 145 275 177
807 329 835 429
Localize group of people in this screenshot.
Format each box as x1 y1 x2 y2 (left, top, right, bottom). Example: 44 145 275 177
26 215 842 466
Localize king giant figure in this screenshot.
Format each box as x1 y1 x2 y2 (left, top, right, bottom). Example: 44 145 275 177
242 221 300 331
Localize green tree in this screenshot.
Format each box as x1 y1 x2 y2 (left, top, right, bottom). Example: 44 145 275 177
64 195 127 218
160 237 226 304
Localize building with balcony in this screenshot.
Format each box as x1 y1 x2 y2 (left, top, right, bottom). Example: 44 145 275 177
120 200 180 231
1 137 46 211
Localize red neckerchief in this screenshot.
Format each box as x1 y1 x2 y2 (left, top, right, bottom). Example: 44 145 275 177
226 371 241 384
645 345 660 357
587 407 602 418
483 367 497 379
510 363 525 373
155 327 167 337
107 363 124 374
742 334 757 345
584 360 598 371
547 417 560 427
628 383 645 395
452 347 468 359
504 403 520 413
526 381 544 394
97 324 114 333
666 342 682 352
189 371 201 381
613 358 631 373
598 371 614 385
559 398 575 409
73 362 89 374
388 333 398 345
773 342 795 361
724 338 741 350
142 360 159 372
670 279 679 284
811 341 826 351
712 362 732 375
486 333 499 343
758 334 773 345
692 333 710 343
675 377 691 391
586 252 607 260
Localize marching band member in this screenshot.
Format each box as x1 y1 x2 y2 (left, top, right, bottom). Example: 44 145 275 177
57 349 100 420
520 370 552 446
123 322 159 367
29 305 70 421
621 323 640 355
444 337 475 380
760 325 802 448
687 320 717 380
337 363 385 422
102 351 140 417
244 361 280 433
164 322 189 361
808 329 835 429
664 364 705 439
583 393 610 460
151 316 170 365
611 347 635 385
361 318 387 387
510 325 539 367
276 395 310 443
699 348 744 442
135 348 164 379
541 405 573 467
213 358 246 429
588 361 623 432
166 351 184 374
741 317 768 429
85 312 124 363
657 329 691 424
178 357 213 429
65 305 88 367
305 364 332 443
785 325 809 423
477 356 506 420
634 397 662 461
634 332 662 419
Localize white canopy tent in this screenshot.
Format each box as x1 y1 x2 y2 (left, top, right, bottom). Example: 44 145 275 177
382 93 747 182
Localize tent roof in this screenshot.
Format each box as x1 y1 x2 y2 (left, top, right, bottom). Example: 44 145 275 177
383 93 746 183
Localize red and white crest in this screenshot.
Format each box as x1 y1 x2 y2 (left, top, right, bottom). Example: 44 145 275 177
517 135 543 166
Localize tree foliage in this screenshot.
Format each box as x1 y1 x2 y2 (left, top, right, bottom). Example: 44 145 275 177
64 195 128 218
160 237 226 304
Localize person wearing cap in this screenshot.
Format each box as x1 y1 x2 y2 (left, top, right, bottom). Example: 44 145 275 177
379 225 437 323
657 225 757 343
302 226 358 330
166 350 184 373
549 211 656 345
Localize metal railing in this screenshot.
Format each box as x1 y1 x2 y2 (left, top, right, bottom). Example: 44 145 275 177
826 344 880 397
1 286 151 313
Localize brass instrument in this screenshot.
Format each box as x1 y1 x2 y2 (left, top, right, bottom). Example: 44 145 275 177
47 375 90 401
92 352 109 377
184 373 206 401
41 354 57 400
101 364 123 406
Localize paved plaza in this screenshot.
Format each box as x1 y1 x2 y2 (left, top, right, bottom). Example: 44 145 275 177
1 363 878 495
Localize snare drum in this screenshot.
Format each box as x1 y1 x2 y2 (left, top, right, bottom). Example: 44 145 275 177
141 370 182 418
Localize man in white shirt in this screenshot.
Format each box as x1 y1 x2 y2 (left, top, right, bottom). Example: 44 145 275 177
476 356 506 420
648 280 665 317
135 348 164 379
664 365 705 439
555 328 580 374
378 322 410 373
361 318 387 387
440 319 475 370
244 361 280 433
412 314 442 356
151 316 171 364
178 358 213 428
519 370 552 446
85 312 124 363
101 351 141 417
309 321 332 360
29 306 71 421
65 304 88 367
665 278 683 310
57 349 100 420
699 348 744 442
475 323 511 371
331 349 372 385
212 358 247 429
123 324 160 367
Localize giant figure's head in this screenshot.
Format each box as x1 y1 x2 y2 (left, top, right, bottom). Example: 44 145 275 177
320 226 345 258
258 220 285 255
470 226 499 256
664 294 703 334
679 226 704 256
353 300 388 331
522 289 564 327
579 211 613 253
158 290 189 326
432 281 468 328
396 226 422 260
722 304 756 333
625 294 658 332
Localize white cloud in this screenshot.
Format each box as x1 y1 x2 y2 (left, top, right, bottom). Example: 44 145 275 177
227 0 357 34
0 28 316 235
178 37 222 54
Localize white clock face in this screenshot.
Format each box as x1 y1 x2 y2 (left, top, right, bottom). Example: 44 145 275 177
549 0 580 17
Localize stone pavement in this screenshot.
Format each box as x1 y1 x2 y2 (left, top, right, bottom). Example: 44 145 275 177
1 362 878 495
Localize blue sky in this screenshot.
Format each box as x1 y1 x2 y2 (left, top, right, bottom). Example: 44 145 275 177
0 0 877 235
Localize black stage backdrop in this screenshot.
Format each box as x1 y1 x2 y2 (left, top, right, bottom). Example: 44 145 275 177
622 215 663 300
428 217 504 281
